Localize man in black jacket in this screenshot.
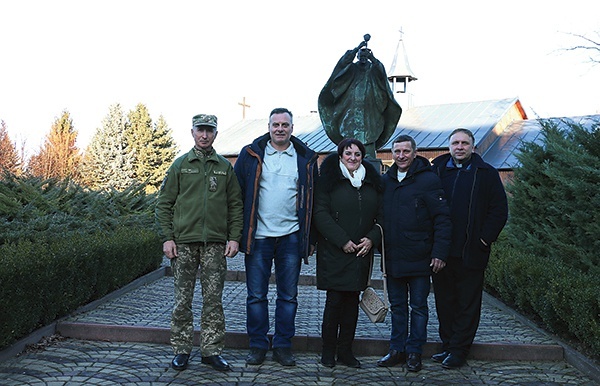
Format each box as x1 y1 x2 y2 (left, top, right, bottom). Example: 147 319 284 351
430 128 508 369
377 135 451 372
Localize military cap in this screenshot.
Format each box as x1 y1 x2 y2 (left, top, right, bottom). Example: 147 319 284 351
192 114 217 128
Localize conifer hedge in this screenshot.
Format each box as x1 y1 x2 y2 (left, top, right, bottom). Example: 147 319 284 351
485 118 600 358
0 174 162 349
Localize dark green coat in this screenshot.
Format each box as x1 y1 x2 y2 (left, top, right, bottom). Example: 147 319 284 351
314 154 383 291
155 148 243 244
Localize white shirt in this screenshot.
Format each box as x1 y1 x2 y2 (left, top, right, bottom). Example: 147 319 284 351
255 141 300 238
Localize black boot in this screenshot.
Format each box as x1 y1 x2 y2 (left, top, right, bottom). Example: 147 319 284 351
321 290 341 367
336 291 360 368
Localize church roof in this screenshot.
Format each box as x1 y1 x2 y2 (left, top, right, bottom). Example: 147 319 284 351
379 97 522 150
482 115 600 170
215 97 522 156
213 98 599 171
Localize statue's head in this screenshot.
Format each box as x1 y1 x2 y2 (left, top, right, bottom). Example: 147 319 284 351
357 47 371 64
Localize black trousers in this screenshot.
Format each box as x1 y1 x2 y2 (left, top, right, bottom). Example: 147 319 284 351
431 259 485 359
321 290 360 354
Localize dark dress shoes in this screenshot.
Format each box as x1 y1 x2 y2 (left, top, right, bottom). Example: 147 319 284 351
272 347 296 366
171 354 189 371
246 347 268 365
431 351 450 363
320 350 336 368
377 350 406 367
201 355 231 371
406 352 422 372
337 352 361 368
441 353 466 369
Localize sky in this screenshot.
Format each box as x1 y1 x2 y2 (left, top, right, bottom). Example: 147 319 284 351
1 0 599 157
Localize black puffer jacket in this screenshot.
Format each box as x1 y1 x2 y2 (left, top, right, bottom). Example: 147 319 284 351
382 156 451 277
314 154 383 291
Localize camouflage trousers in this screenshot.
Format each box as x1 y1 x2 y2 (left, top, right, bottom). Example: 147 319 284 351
171 242 227 356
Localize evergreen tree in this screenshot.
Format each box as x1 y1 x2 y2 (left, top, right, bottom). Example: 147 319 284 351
0 120 20 174
506 118 600 274
28 111 81 179
148 114 178 192
79 104 135 190
125 104 177 193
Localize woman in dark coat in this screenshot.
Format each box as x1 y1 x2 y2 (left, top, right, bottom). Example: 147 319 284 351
313 138 383 368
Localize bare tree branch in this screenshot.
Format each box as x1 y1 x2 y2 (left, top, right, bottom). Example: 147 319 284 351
560 31 600 65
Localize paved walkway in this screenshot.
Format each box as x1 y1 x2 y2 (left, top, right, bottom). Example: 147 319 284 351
0 256 598 385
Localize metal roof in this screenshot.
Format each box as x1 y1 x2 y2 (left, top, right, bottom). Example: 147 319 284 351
214 98 599 170
380 97 520 150
215 97 521 158
483 115 600 170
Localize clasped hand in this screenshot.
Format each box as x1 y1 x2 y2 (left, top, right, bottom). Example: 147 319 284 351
342 237 373 257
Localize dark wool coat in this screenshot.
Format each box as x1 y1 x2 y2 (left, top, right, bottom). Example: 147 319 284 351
382 156 452 278
314 154 383 291
431 153 508 270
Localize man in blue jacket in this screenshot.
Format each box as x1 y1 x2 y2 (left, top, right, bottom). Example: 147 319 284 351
430 128 508 369
234 107 318 367
378 135 451 372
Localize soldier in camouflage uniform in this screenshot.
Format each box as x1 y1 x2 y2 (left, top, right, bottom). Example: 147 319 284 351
155 114 243 372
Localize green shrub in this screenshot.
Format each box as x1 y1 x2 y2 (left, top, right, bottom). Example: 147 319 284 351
486 238 600 357
486 118 600 359
0 173 163 350
0 226 161 349
0 174 157 245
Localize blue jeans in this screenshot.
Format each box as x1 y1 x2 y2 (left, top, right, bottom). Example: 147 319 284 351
387 275 430 353
245 231 301 349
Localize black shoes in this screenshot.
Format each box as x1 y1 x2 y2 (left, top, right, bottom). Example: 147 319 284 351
201 355 231 371
246 347 297 366
337 351 361 368
246 348 267 365
406 353 422 372
377 350 406 367
431 350 450 363
320 350 336 368
272 347 297 366
171 354 189 371
441 353 466 369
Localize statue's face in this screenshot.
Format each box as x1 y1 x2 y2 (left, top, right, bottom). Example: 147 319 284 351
357 48 370 63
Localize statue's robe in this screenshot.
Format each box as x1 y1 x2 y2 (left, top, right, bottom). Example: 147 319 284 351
318 48 402 157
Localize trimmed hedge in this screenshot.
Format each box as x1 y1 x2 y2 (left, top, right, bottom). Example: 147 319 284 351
0 226 162 350
486 236 600 357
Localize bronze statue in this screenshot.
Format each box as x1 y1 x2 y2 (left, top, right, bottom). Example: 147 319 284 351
318 34 402 159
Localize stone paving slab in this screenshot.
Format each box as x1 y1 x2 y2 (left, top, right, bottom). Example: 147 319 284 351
0 339 596 386
1 255 598 385
62 276 556 346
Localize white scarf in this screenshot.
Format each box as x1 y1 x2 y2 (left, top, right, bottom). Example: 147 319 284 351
339 161 365 188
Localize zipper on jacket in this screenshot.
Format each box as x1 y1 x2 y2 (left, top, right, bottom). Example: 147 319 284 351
357 189 362 226
462 168 478 258
203 160 209 242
